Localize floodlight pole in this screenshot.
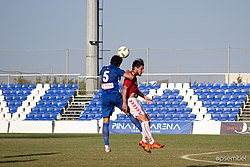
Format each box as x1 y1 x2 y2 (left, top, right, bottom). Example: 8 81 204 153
227 46 230 84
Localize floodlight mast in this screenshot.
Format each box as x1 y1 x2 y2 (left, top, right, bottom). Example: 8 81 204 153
86 0 98 95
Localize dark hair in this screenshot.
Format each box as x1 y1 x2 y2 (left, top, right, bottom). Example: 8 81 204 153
132 58 144 69
111 55 123 67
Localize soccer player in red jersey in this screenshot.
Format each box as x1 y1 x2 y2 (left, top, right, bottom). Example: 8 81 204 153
122 58 164 153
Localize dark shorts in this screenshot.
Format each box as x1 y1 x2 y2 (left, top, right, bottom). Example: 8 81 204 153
101 92 122 118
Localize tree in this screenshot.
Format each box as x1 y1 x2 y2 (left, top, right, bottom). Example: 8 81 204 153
14 76 31 85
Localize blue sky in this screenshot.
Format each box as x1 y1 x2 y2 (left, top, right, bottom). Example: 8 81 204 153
0 0 250 75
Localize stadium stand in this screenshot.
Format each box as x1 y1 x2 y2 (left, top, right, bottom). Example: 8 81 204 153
78 82 250 122
0 83 77 121
0 82 249 122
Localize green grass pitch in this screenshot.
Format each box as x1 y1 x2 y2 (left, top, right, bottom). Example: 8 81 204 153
0 133 249 167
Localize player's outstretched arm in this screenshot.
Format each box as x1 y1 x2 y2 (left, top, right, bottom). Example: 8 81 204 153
123 70 134 80
138 90 152 104
122 85 129 114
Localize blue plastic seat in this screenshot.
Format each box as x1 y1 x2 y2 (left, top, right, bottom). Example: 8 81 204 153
226 101 234 108
172 114 179 121
171 101 179 108
229 95 237 102
164 114 172 121
218 101 226 108
202 89 209 96
164 101 171 108
214 95 222 102
206 95 214 101
215 108 223 114
153 83 160 90
79 114 87 120
223 108 231 114
190 83 197 89
198 95 206 102
167 108 175 114
220 83 228 89
205 83 212 89
207 108 215 114
156 114 164 120
231 108 239 114
210 101 218 108
145 83 153 90
179 101 187 108
187 114 196 121
219 114 228 121
176 108 183 114
241 89 249 96
245 83 250 89
194 89 201 96
1 84 7 89
203 101 211 108
228 83 236 89
234 101 242 108
138 84 145 90
227 114 236 121
211 114 220 121
197 83 205 89
209 89 217 96
213 83 220 89
183 108 191 114
163 89 171 96
233 89 240 95
216 89 225 95
179 114 188 121
172 89 179 96
238 95 246 102
221 95 229 101
176 95 183 102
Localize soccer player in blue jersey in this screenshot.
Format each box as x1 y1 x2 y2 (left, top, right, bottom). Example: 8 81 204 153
100 55 142 153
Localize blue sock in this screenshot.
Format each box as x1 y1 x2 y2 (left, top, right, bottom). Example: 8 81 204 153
127 114 142 132
102 123 109 145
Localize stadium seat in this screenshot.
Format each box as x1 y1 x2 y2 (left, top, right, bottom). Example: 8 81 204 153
205 83 212 89
219 114 228 121
220 83 228 89
179 114 187 121
228 114 237 121
231 108 240 114
211 114 219 121
213 83 220 89
187 114 196 121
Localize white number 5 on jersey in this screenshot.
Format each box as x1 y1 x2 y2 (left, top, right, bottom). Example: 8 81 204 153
102 71 110 82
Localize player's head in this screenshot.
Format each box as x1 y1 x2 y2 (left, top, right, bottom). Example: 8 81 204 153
132 58 144 76
111 55 123 67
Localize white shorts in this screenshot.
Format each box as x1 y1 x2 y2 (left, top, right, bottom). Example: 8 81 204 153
127 98 146 117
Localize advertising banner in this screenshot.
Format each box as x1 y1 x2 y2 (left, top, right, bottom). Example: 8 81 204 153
221 122 250 134
110 121 192 134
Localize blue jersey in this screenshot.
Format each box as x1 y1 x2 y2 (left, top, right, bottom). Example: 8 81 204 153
100 65 125 94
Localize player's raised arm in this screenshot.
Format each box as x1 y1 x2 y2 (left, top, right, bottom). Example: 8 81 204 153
123 70 134 80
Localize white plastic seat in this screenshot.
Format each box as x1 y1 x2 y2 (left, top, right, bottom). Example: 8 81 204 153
203 114 212 121
183 95 191 102
156 88 164 96
195 113 204 121
160 83 168 90
186 89 194 96
175 83 183 90
179 89 187 96
167 83 175 90
183 83 190 90
199 107 207 115
43 84 50 90
194 101 203 108
36 83 43 90
191 107 200 114
187 101 195 108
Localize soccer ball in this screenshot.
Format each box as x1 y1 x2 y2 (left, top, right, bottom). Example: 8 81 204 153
118 46 130 58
